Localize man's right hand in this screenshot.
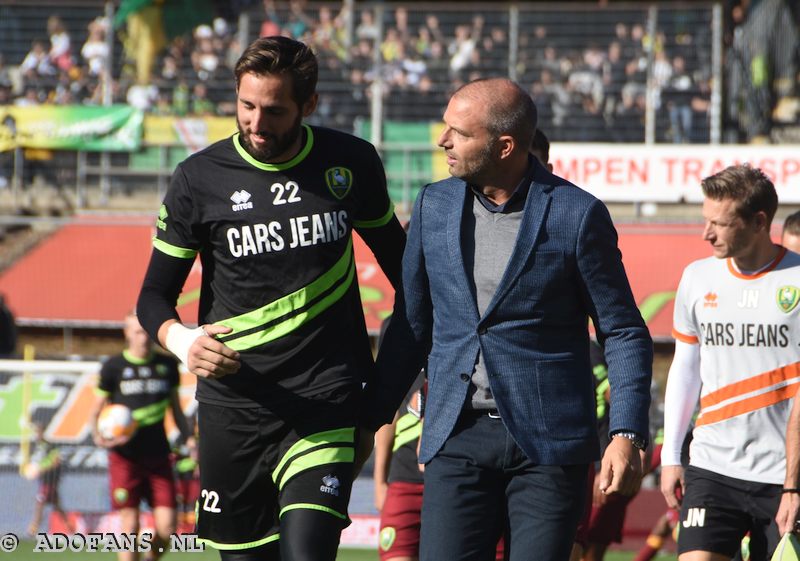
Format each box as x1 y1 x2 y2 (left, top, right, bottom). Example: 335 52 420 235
660 464 684 509
164 321 240 379
186 324 240 378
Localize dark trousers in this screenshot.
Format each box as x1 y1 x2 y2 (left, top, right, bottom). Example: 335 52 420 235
420 411 589 561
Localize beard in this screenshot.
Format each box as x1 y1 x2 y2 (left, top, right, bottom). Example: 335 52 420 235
236 113 304 162
451 137 497 184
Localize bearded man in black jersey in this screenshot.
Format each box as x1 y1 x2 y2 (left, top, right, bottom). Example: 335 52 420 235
137 36 405 561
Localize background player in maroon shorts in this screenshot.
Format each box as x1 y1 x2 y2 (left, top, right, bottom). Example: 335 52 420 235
172 422 199 535
374 373 426 561
91 313 193 561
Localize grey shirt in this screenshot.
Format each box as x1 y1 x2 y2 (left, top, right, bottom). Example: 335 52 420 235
462 164 534 410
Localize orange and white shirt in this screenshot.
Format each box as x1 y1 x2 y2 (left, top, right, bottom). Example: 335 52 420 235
669 248 800 484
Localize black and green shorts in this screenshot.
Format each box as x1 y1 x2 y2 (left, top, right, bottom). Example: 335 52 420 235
195 387 359 551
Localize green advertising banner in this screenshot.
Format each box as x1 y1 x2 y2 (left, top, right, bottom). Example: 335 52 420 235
0 105 143 152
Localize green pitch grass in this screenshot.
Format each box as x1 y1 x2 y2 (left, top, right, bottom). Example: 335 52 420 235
9 541 677 560
336 552 676 561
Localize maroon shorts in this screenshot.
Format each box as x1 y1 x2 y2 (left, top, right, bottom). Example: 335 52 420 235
108 451 176 510
176 476 200 512
37 482 59 504
586 491 634 545
379 481 505 561
379 481 423 561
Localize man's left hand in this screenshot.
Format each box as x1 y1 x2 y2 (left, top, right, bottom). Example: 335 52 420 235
597 435 644 496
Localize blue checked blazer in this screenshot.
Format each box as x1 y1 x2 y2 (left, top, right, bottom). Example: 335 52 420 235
364 160 653 465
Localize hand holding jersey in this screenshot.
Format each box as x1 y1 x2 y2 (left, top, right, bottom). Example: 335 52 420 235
162 321 240 379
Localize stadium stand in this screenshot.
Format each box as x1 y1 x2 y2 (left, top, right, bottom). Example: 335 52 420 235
0 2 795 184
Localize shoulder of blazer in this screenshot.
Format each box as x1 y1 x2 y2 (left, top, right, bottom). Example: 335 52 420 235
543 177 598 207
426 176 466 192
417 177 465 208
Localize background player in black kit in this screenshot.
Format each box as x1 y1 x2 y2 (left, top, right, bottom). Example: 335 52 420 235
136 36 405 561
91 313 193 561
24 421 74 536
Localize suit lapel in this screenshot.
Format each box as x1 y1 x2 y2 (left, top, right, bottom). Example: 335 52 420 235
481 179 551 320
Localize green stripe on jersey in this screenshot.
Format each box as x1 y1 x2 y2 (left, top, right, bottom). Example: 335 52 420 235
595 378 610 420
273 427 355 489
217 238 356 351
232 125 314 171
152 237 198 259
353 202 395 229
392 413 422 452
131 398 170 426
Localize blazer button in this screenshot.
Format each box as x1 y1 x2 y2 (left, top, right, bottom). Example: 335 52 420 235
478 327 488 335
460 373 470 382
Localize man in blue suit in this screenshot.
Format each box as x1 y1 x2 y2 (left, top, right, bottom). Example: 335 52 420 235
360 78 653 561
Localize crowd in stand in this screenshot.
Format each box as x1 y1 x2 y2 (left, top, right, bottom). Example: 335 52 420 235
0 0 796 145
521 20 713 143
9 15 111 107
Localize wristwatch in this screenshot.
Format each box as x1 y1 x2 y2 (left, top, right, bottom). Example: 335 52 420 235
612 431 647 450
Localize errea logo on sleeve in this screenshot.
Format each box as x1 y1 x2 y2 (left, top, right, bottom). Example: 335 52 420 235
231 190 253 212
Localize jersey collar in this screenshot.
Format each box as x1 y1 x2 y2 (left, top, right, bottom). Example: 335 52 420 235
232 124 314 171
122 349 154 365
726 246 786 280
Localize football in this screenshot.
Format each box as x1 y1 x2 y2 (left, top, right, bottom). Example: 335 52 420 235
21 462 40 480
97 404 137 441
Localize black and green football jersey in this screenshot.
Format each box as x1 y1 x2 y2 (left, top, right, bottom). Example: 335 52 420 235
388 375 425 485
154 125 395 407
97 350 180 458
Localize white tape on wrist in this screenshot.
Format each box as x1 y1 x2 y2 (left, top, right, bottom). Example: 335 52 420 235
165 324 206 368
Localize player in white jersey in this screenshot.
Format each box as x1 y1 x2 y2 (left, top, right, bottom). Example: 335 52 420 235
661 164 800 561
775 210 800 537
